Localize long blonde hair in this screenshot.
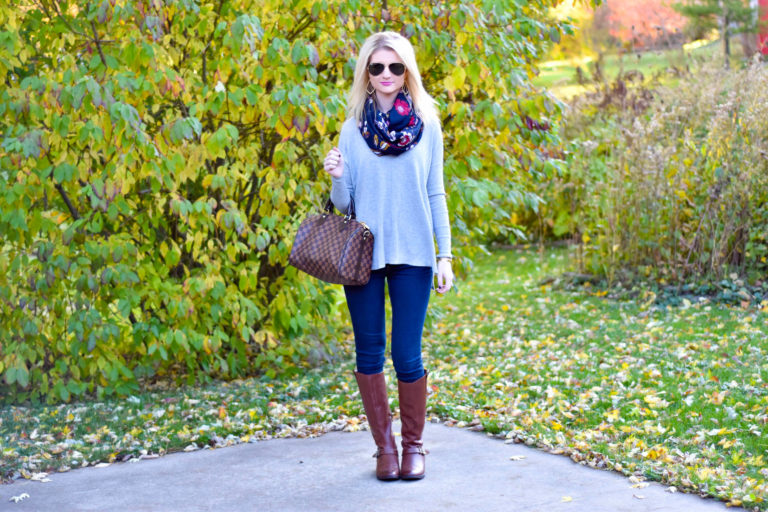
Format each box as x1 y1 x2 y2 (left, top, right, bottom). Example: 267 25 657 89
347 31 439 124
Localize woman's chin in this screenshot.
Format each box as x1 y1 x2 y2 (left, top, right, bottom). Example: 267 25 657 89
375 86 400 96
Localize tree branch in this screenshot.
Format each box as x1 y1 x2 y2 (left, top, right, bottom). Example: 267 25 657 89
47 0 89 38
54 183 80 220
90 20 108 68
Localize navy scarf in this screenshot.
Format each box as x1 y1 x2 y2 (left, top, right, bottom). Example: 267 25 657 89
359 91 423 156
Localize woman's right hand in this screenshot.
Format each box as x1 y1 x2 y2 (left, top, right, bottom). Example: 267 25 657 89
324 147 344 178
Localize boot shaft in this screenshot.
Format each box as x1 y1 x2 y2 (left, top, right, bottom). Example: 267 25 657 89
354 371 397 454
397 371 428 448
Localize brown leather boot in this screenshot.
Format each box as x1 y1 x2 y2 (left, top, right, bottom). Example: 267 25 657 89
398 370 428 480
354 371 400 481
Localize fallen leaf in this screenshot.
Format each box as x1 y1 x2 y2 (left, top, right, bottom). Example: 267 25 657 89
9 493 30 503
29 472 51 482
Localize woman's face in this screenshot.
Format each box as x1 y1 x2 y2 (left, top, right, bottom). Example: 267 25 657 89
367 48 406 97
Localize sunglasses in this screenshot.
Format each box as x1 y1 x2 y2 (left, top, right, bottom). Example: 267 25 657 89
367 62 406 76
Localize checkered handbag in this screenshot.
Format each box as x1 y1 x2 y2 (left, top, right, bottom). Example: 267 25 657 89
289 197 374 286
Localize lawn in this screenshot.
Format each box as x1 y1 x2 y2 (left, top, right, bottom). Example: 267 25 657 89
534 39 737 99
1 247 767 508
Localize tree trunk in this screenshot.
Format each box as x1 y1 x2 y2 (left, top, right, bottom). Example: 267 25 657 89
723 9 731 68
742 31 757 56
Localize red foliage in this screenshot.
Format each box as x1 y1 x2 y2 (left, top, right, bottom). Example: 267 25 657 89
593 0 687 49
760 0 768 54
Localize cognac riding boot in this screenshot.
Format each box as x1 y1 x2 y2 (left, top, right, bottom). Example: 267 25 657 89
398 370 428 480
354 371 400 481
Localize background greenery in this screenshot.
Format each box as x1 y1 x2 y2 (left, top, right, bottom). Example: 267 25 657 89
526 58 768 289
0 0 583 403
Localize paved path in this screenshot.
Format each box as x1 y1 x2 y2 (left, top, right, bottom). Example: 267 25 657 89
2 422 743 512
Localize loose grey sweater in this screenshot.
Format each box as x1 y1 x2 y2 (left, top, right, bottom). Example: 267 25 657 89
330 116 452 274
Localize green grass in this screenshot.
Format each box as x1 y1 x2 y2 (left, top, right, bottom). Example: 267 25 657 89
534 40 743 99
2 247 767 508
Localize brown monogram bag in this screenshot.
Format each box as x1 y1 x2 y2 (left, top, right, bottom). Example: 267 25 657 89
289 197 374 286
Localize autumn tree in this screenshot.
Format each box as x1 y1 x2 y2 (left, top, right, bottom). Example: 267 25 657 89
674 0 757 66
0 0 598 403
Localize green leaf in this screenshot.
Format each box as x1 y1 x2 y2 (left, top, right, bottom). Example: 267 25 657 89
59 385 70 401
89 212 103 233
549 27 561 44
5 366 16 385
21 130 42 158
53 163 76 183
467 61 481 86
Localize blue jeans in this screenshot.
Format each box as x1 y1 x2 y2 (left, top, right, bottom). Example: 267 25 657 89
343 264 433 383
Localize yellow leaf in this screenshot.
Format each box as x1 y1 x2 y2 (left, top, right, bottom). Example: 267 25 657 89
450 66 466 90
561 496 572 502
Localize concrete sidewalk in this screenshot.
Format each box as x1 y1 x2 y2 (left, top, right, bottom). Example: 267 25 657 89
2 422 742 512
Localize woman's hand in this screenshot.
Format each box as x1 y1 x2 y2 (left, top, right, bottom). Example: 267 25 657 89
436 259 454 294
324 147 344 178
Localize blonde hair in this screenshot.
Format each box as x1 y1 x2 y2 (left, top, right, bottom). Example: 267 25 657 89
347 31 439 124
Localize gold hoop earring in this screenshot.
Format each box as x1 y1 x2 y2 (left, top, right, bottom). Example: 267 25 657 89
366 82 375 95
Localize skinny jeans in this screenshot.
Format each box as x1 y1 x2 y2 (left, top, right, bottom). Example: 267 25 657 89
343 264 432 383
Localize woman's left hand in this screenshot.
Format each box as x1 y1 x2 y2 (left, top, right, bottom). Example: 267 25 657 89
436 259 454 294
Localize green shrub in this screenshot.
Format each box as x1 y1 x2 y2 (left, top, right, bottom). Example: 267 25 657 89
0 1 583 403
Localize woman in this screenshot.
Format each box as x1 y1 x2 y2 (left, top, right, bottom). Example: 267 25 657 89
323 31 453 481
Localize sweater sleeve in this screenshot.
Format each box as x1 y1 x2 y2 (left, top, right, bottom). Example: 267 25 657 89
426 120 452 259
330 122 354 214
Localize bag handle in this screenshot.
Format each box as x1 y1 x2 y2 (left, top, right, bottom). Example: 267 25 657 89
324 196 356 220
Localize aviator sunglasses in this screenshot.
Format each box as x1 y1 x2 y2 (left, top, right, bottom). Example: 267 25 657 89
367 62 406 76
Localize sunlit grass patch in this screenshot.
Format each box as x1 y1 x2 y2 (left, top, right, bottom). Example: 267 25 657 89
534 40 730 99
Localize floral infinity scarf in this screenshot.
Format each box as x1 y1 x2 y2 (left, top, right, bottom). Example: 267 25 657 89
359 91 424 156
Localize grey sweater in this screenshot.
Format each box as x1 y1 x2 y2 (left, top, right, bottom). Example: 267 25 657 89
330 116 452 274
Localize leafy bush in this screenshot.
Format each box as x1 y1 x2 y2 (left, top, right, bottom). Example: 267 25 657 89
546 59 768 284
0 1 581 403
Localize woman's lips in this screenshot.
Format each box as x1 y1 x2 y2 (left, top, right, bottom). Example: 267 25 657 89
380 82 393 86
